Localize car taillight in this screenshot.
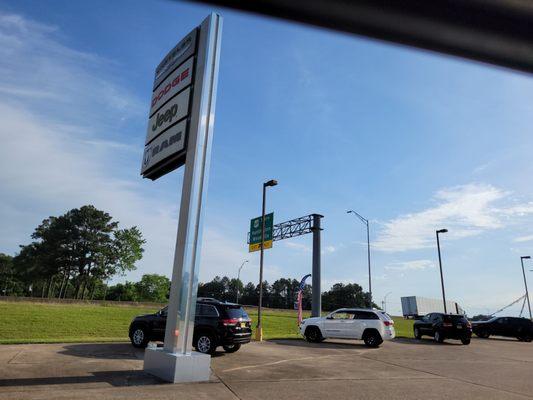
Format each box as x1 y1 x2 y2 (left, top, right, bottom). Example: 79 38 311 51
384 320 394 326
222 318 239 326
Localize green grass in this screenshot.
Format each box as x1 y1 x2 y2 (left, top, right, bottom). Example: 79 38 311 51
0 301 158 344
0 301 414 344
245 308 312 339
391 316 414 338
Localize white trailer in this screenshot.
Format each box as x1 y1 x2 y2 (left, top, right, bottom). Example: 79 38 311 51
401 296 464 318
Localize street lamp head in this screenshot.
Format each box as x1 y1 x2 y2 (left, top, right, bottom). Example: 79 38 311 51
264 179 278 187
521 256 531 260
347 210 353 214
436 229 448 234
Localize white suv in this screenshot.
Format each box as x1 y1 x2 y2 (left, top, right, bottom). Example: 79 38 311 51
299 308 395 347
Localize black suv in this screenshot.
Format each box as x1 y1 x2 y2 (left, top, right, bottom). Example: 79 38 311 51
472 316 532 342
128 298 252 354
413 313 472 345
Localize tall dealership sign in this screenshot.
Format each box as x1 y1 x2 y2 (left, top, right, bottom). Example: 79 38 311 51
142 14 222 383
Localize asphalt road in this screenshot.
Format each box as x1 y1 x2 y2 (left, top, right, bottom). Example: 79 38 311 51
0 337 531 400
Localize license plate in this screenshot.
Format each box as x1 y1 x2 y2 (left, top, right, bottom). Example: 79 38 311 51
457 325 462 329
240 322 246 328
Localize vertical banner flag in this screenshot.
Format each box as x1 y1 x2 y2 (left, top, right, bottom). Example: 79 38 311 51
297 274 311 325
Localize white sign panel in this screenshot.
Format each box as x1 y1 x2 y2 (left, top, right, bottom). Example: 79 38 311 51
140 20 201 180
145 87 190 145
153 29 197 90
150 57 194 117
141 119 187 175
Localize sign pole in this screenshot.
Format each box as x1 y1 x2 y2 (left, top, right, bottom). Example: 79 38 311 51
256 184 266 341
143 13 222 383
311 214 322 317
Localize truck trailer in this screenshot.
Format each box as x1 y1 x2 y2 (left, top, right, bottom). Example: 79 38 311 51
401 296 465 318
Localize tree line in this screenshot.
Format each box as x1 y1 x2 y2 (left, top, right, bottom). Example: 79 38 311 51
197 276 375 311
0 205 374 310
0 205 145 300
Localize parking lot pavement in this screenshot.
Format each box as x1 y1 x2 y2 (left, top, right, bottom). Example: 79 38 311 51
0 338 531 400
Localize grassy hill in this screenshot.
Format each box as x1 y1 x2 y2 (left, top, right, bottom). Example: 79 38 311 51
0 300 413 344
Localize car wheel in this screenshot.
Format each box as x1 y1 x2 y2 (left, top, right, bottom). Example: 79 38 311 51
520 335 532 342
475 330 489 339
434 330 444 343
195 333 216 354
414 327 422 340
130 326 149 348
461 336 471 345
305 326 323 343
363 330 383 348
222 344 241 353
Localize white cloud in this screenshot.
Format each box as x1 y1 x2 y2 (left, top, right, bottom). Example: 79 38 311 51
323 245 337 254
198 227 250 280
374 183 533 252
385 259 435 271
0 10 297 287
284 242 311 252
513 235 533 243
0 11 142 130
0 11 179 282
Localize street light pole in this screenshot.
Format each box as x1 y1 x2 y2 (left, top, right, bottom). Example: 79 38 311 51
383 291 392 313
436 229 448 314
236 260 248 303
520 256 532 320
257 179 277 341
347 210 372 307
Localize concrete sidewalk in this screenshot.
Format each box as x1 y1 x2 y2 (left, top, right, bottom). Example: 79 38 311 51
0 338 531 399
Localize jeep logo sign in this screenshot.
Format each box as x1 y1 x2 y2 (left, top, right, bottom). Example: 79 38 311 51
145 87 190 145
141 29 198 180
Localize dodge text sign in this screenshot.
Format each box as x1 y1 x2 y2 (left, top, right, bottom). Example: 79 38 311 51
141 28 198 180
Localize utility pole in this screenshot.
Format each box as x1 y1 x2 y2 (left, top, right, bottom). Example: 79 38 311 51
236 260 248 303
383 291 392 313
436 229 448 313
347 210 372 307
311 214 323 317
520 256 532 319
256 179 277 341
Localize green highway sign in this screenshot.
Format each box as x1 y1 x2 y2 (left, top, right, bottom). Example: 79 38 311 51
249 213 274 252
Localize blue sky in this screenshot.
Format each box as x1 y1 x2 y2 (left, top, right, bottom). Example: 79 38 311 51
1 0 533 317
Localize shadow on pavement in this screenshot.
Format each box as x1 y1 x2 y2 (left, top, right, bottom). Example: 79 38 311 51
393 338 465 346
472 336 524 343
267 338 368 349
0 370 163 388
58 343 143 360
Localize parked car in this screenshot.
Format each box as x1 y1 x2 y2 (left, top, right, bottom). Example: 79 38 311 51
472 316 532 342
299 308 395 347
413 313 472 344
128 298 252 354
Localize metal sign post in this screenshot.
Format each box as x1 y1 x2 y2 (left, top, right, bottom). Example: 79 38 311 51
142 13 222 383
246 213 323 317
